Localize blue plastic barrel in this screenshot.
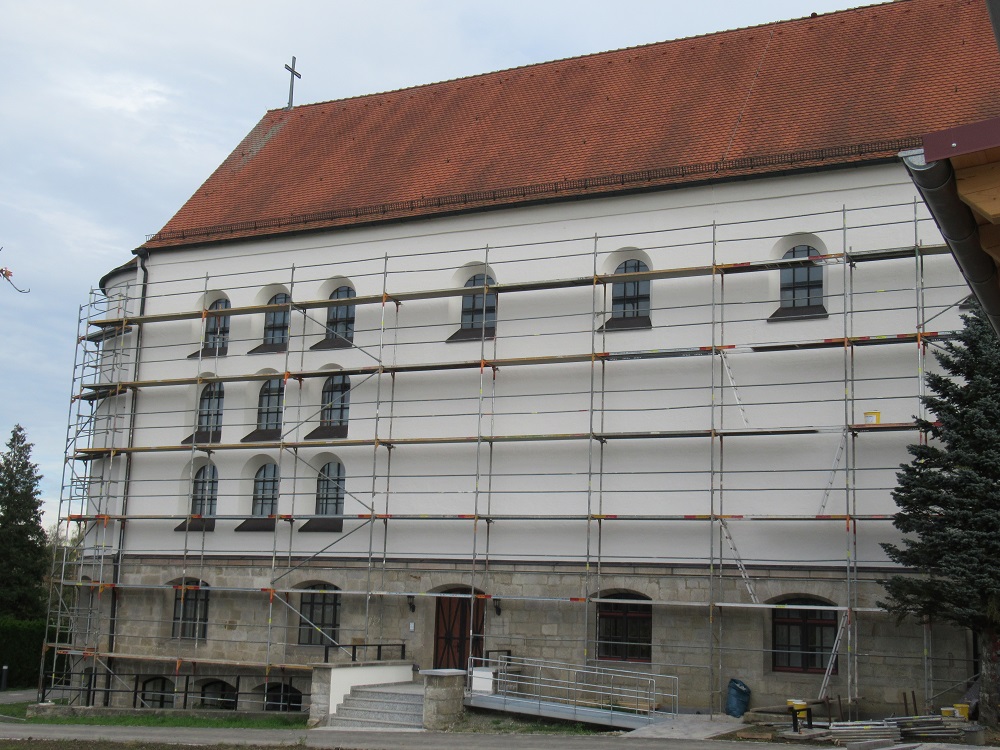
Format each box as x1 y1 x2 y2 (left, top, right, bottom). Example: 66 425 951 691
725 678 751 717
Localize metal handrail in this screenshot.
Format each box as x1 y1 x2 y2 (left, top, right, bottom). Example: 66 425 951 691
468 655 678 721
323 641 406 663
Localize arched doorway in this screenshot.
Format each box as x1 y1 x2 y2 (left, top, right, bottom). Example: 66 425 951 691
433 588 485 669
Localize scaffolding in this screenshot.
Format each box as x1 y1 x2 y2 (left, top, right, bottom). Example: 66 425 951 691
45 197 977 716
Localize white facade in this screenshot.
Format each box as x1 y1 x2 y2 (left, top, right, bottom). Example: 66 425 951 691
57 162 975 715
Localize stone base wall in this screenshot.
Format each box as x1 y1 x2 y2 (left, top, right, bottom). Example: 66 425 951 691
63 556 975 718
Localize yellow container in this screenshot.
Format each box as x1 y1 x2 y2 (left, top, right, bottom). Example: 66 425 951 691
864 411 881 424
787 699 808 717
954 703 970 719
941 707 957 717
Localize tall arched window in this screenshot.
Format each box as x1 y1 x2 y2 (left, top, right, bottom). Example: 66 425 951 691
191 382 224 443
191 298 231 358
596 592 652 662
312 286 355 350
773 245 826 318
306 375 350 440
205 299 231 352
300 460 346 532
252 463 279 516
449 273 496 341
772 597 838 673
316 461 345 516
175 464 218 533
606 259 651 330
191 464 218 516
298 584 341 646
244 378 283 442
250 293 291 353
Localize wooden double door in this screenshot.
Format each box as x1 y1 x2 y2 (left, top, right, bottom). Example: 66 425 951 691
433 588 485 669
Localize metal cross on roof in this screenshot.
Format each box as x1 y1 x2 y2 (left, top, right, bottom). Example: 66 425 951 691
285 56 301 110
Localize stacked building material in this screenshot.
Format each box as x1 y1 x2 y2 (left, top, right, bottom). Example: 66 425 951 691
887 715 966 742
828 720 902 744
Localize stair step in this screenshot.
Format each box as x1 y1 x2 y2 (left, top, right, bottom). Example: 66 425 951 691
328 713 423 729
353 686 423 702
337 704 423 722
342 695 423 712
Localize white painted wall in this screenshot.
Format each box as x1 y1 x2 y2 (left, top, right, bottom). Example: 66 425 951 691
83 163 967 571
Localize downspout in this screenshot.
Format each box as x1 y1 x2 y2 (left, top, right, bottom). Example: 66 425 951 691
900 149 1000 334
104 247 149 694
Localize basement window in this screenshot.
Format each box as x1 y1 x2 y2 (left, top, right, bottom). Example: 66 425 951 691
596 593 652 662
772 598 838 674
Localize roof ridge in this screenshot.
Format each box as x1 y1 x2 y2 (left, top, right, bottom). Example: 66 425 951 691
267 0 902 113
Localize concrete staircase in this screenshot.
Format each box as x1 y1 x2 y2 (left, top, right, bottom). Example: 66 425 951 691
328 682 424 729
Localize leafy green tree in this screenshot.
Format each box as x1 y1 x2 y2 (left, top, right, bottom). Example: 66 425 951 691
0 425 48 619
881 306 1000 726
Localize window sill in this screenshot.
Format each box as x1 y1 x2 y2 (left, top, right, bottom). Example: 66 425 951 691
310 336 352 351
447 327 496 342
188 346 228 359
182 431 221 445
241 429 282 443
594 656 652 664
247 342 288 354
304 425 348 440
299 518 344 532
768 305 828 322
235 518 277 532
174 518 215 532
600 316 651 331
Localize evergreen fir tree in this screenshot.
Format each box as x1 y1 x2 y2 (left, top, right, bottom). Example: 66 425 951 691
0 425 48 620
881 306 1000 726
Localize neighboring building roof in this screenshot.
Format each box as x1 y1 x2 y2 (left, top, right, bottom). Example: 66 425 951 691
144 0 1000 251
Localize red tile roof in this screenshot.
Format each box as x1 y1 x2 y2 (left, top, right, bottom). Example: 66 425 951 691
145 0 1000 250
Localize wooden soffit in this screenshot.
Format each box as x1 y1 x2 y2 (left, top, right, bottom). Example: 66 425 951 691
924 117 1000 261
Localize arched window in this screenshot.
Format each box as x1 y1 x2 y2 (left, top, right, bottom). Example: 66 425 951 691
299 461 346 532
252 463 279 516
306 375 350 440
263 682 302 712
316 461 345 516
191 464 218 516
250 293 291 353
175 463 218 533
200 680 237 711
298 584 341 646
139 676 174 709
312 286 355 350
606 259 651 330
204 299 231 353
450 274 496 341
596 593 651 662
244 378 283 442
774 245 826 318
191 383 223 443
172 581 208 640
772 598 838 673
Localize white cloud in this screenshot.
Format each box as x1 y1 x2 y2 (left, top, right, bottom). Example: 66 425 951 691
62 72 173 117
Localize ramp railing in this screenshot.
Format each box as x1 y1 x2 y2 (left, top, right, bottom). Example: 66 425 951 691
468 654 678 722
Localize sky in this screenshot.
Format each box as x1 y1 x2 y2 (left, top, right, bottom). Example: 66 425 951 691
0 0 866 521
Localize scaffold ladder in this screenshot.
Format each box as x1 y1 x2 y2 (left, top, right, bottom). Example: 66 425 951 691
818 428 849 515
719 350 750 428
719 518 758 603
818 612 849 700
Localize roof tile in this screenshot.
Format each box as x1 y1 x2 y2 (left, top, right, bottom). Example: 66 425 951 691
146 0 1000 249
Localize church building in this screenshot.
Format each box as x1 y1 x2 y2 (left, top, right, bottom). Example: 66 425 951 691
52 0 1000 719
